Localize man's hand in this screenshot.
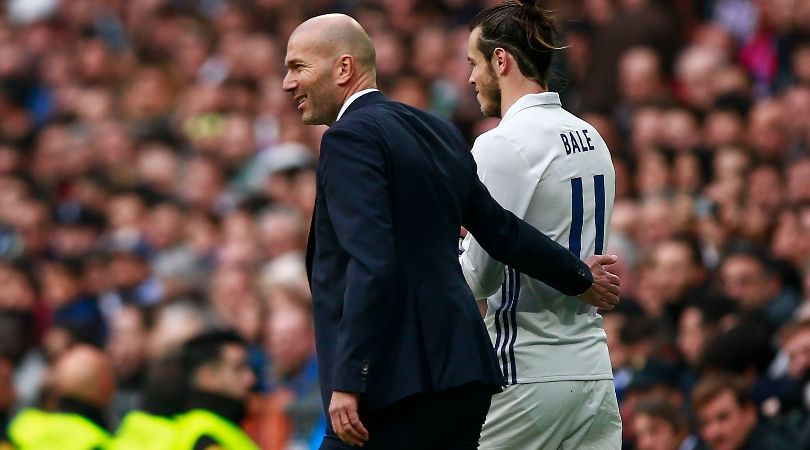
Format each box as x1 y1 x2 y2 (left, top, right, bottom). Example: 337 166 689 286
329 390 369 446
577 254 621 310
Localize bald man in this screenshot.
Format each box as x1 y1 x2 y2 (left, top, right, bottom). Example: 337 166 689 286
8 345 115 449
283 14 620 450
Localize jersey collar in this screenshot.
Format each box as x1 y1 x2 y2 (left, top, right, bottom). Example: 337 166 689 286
501 92 561 122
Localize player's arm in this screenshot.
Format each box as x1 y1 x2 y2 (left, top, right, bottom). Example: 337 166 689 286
460 135 538 298
461 139 593 297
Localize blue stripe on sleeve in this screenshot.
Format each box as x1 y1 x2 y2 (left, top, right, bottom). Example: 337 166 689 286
499 268 514 381
493 279 507 359
569 177 583 258
594 174 605 255
507 268 520 384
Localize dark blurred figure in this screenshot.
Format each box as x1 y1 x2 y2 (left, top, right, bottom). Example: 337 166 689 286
7 345 116 449
771 319 810 448
102 246 165 308
716 246 800 330
246 302 322 449
38 258 106 353
581 0 679 113
106 305 152 425
0 357 15 445
700 322 778 406
111 353 187 450
631 397 697 450
692 373 793 450
49 204 106 259
175 330 258 450
676 296 737 396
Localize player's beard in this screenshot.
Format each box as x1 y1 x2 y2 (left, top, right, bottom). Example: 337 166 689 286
479 65 501 118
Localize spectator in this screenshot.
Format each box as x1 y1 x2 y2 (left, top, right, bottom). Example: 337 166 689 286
106 305 151 425
676 296 737 394
773 319 810 423
111 354 187 450
8 345 116 449
631 397 697 450
175 330 258 450
716 246 800 330
264 303 321 448
0 357 14 444
692 373 793 450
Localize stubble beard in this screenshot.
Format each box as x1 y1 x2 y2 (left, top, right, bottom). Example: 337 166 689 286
301 77 341 126
479 67 502 118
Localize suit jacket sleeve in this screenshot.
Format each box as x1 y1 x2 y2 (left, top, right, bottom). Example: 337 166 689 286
319 125 396 394
461 149 593 296
460 135 538 299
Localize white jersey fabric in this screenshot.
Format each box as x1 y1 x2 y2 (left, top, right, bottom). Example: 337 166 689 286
460 92 616 385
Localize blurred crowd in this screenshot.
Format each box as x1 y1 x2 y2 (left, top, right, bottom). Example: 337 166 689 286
0 0 808 449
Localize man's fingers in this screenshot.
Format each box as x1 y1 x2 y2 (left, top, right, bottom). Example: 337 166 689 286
606 271 620 287
603 292 619 305
331 405 368 446
349 410 370 439
340 409 368 445
330 411 345 443
342 421 368 446
591 254 618 266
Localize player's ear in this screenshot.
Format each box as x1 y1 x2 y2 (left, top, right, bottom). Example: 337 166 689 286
492 48 508 75
336 54 353 85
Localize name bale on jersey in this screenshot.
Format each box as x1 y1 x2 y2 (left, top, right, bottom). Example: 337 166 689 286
560 129 596 155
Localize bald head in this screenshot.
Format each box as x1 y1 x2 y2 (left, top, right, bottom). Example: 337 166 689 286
283 14 378 125
53 345 115 408
290 14 376 73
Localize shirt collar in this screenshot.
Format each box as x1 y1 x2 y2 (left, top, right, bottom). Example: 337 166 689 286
337 88 380 122
501 92 561 122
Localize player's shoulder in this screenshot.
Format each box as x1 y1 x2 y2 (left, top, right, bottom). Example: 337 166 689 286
471 130 536 174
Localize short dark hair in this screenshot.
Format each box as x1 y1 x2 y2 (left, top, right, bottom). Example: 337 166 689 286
692 373 752 413
470 0 561 87
182 329 246 377
142 353 188 416
634 398 687 433
700 323 773 374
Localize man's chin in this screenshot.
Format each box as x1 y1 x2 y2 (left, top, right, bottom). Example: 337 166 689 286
481 107 500 118
301 113 320 126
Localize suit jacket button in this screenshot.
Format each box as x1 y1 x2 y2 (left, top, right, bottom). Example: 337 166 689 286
361 360 369 375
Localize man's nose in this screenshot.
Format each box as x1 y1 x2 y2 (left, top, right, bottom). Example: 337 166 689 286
282 72 296 92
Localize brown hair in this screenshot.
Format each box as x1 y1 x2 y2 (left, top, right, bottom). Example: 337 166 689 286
691 373 752 413
633 398 687 433
777 318 810 345
469 0 562 88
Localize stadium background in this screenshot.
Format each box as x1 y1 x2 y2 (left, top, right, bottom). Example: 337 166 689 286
0 0 809 448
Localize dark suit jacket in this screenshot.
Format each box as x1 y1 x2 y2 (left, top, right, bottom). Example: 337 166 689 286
307 91 593 418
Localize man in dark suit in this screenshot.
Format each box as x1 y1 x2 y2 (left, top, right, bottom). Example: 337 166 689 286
282 14 621 450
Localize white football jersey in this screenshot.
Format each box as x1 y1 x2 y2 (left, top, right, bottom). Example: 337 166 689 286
460 92 615 384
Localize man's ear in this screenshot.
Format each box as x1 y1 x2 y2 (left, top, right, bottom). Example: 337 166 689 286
492 48 508 76
195 365 215 391
336 54 354 85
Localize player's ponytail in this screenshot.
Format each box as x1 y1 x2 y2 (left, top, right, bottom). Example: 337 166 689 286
470 0 563 88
